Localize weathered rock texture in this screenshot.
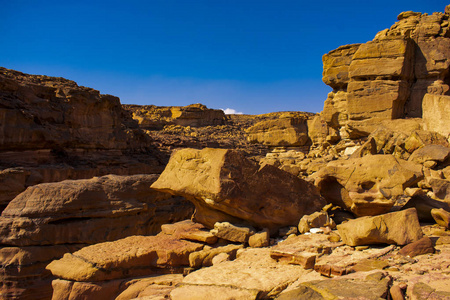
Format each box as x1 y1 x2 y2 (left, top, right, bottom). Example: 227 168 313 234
337 208 423 246
246 113 311 147
0 174 193 246
46 234 203 282
0 175 193 300
123 103 227 129
314 155 423 216
0 67 166 211
151 148 326 231
320 8 450 140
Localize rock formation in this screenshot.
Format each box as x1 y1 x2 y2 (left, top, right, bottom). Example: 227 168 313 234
246 112 312 147
1 5 450 300
123 103 227 129
0 67 165 211
151 148 326 231
313 154 423 216
0 175 193 299
320 8 450 140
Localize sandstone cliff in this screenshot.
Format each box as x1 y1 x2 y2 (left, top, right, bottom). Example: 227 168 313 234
0 67 167 211
320 8 450 140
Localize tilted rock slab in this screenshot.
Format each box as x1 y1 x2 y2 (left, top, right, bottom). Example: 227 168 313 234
151 148 326 231
0 174 193 246
314 154 423 216
46 234 203 282
337 208 423 246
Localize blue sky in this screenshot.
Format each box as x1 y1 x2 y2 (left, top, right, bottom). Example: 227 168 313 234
1 1 448 114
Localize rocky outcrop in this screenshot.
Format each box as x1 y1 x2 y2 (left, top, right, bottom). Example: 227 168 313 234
320 7 450 140
0 175 193 300
0 67 167 211
151 148 326 232
313 155 423 216
123 103 227 129
0 174 193 246
51 274 183 300
246 114 310 147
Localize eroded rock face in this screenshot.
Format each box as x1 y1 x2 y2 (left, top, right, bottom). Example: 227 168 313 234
0 174 194 246
123 103 227 129
151 148 326 232
0 67 167 210
321 6 450 140
246 116 310 147
314 155 423 216
0 245 84 300
0 174 193 300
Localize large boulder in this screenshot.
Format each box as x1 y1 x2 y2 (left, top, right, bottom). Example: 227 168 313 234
151 148 326 231
337 208 423 246
314 154 423 216
0 174 194 246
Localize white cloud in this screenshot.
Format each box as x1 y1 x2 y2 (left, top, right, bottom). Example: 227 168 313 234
222 108 243 115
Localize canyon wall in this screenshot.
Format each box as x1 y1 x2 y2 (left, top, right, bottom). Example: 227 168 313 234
320 8 450 140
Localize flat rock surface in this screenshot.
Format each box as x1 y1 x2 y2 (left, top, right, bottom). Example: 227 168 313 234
172 248 319 299
46 234 203 282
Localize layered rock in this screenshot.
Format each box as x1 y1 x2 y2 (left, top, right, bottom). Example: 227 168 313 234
151 148 326 231
0 174 193 246
170 248 322 299
246 114 310 147
0 67 166 210
123 103 227 129
320 6 450 140
0 175 193 300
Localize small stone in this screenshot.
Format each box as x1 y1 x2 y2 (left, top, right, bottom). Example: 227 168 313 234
278 226 298 237
298 211 332 234
248 230 270 248
355 246 369 251
327 232 341 243
424 160 437 168
390 285 405 300
431 208 450 229
398 236 435 257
